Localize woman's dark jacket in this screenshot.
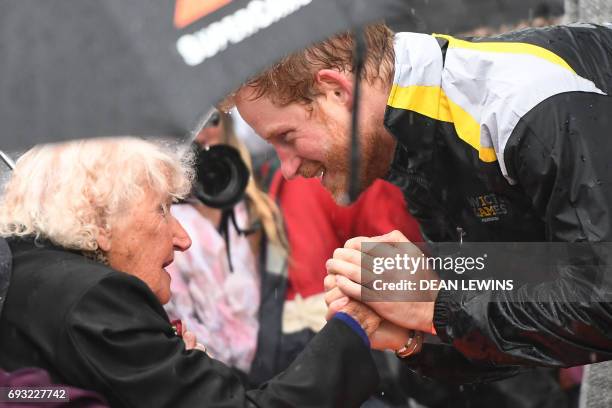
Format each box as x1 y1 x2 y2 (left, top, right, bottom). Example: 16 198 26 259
0 237 378 407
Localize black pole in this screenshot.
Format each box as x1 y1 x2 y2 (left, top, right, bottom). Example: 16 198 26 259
349 25 366 203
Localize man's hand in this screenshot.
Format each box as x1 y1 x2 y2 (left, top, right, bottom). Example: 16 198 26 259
326 230 438 334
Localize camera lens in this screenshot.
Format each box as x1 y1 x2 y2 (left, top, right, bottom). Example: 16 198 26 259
192 144 249 209
198 157 232 196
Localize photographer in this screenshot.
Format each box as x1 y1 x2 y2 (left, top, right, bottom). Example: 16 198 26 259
164 111 289 381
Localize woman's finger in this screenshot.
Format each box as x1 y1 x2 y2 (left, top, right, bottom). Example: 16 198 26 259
183 331 197 350
194 342 208 353
326 296 350 320
324 286 345 306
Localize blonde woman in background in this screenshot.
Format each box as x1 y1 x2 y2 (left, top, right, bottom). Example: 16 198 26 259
165 111 289 383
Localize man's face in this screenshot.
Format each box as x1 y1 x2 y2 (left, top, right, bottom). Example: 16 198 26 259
102 188 192 304
236 87 393 202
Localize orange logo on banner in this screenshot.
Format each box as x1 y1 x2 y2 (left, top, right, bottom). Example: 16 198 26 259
174 0 232 29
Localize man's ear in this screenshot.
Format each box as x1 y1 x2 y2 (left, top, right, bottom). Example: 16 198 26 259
96 226 111 252
315 69 353 109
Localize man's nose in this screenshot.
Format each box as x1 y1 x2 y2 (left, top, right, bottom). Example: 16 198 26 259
172 218 192 251
277 149 301 180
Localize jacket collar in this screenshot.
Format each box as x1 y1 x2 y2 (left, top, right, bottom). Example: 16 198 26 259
389 32 444 93
384 33 444 174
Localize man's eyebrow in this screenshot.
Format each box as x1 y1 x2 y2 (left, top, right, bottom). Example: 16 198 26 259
265 125 291 140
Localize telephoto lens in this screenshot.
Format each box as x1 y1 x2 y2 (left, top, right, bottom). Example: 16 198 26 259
191 144 249 209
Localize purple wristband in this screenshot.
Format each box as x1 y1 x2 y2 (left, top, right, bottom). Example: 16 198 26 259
333 312 370 348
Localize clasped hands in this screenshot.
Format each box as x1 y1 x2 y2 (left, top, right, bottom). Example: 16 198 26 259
324 230 438 353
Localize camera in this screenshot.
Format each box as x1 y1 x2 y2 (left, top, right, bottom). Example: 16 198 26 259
191 143 249 209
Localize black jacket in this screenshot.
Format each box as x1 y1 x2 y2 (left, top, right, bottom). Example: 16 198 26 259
0 237 379 407
385 24 612 372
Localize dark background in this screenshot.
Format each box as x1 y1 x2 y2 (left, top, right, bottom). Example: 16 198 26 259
391 0 564 34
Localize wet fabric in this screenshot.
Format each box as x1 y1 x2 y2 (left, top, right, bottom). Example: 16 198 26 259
0 237 379 407
0 237 11 320
385 24 612 371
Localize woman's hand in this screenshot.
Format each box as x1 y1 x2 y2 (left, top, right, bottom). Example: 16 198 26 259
183 330 208 353
324 275 413 352
174 320 208 353
327 295 381 340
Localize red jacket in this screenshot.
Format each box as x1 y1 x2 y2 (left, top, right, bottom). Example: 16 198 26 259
269 174 422 299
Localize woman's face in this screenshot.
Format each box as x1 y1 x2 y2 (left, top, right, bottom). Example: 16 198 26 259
97 188 192 304
195 112 224 146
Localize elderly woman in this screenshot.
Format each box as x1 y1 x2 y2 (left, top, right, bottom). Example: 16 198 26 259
0 137 387 408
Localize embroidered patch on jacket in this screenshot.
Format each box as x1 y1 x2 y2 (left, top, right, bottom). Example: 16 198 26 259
467 193 508 223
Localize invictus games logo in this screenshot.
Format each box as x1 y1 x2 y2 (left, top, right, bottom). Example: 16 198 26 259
467 193 508 223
